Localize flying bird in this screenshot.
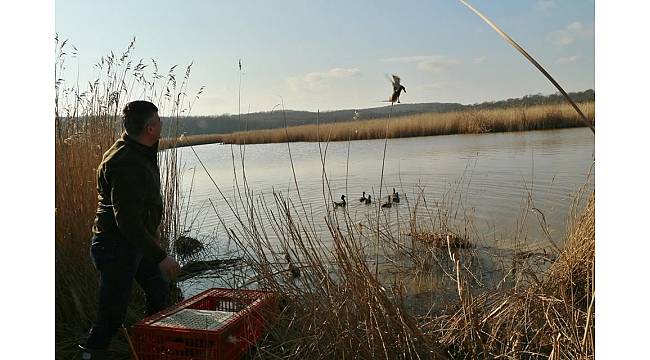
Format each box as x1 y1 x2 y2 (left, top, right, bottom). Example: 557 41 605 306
390 74 406 103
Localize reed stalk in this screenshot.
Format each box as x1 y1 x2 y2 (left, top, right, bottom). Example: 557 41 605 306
55 37 200 358
191 102 594 146
458 0 595 134
55 4 595 356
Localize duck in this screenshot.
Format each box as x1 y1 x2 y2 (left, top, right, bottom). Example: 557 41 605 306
381 195 393 208
334 195 346 208
359 191 367 202
285 253 301 279
365 195 372 205
390 74 407 104
392 188 400 203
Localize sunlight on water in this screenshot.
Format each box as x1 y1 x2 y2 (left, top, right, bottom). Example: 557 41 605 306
171 128 594 261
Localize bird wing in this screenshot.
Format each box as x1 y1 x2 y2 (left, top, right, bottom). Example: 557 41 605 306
392 74 400 85
392 74 401 88
384 73 395 86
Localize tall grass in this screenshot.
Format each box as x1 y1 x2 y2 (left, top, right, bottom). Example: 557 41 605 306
195 156 594 358
156 78 594 360
55 4 595 356
432 194 594 358
458 0 594 134
55 37 199 359
182 102 593 358
192 102 593 145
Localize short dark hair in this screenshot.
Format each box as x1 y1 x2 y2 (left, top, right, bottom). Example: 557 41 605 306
122 101 159 137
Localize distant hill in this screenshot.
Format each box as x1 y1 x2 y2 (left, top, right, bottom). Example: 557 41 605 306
163 89 594 136
467 89 594 110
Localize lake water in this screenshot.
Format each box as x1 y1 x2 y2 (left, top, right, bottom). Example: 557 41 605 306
174 127 593 249
172 127 594 299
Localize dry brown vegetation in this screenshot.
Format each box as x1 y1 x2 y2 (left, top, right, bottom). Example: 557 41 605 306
55 37 195 359
179 102 594 146
56 37 594 359
160 133 223 149
434 194 594 359
215 173 594 359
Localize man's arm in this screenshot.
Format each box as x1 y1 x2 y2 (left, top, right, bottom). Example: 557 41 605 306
110 165 167 263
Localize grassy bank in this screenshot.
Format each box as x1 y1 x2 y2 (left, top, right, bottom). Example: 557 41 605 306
222 180 595 359
167 101 594 147
56 38 594 359
55 38 193 359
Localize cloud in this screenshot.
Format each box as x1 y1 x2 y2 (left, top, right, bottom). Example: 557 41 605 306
474 55 487 64
549 21 593 46
567 21 585 32
287 67 361 92
303 67 361 82
536 0 556 12
381 55 454 72
419 82 445 91
556 55 581 64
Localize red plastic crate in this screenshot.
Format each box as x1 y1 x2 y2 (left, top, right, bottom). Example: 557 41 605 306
131 288 277 360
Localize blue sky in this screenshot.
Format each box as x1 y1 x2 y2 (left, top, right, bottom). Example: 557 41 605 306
55 0 594 116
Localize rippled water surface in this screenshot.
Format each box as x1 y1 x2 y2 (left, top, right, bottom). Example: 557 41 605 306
172 128 594 254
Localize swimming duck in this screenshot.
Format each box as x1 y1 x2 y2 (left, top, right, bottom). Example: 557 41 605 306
390 74 406 104
392 188 400 203
334 195 346 208
285 253 301 279
365 195 372 205
381 195 393 208
359 191 367 202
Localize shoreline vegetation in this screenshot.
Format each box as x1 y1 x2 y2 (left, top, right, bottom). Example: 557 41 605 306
56 38 595 359
56 38 193 359
161 101 594 148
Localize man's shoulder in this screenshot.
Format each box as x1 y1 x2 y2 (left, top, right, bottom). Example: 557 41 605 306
102 141 142 171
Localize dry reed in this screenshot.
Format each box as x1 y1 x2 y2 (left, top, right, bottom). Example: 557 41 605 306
206 102 594 145
192 149 594 358
55 37 199 359
55 4 596 356
431 194 594 359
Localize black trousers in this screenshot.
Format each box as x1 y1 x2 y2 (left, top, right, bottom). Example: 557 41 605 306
85 234 169 349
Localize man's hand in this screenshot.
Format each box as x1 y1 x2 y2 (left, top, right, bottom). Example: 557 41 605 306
155 227 162 245
158 256 181 282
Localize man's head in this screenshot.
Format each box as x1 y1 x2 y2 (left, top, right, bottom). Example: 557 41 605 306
122 100 162 146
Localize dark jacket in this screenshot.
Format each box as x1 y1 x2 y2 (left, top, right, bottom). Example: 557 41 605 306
92 133 167 263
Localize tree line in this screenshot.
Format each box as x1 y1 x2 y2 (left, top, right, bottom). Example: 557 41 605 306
162 89 594 136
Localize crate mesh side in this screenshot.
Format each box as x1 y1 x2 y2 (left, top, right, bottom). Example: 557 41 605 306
150 309 237 331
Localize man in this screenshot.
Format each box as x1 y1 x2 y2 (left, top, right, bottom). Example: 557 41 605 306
80 101 181 359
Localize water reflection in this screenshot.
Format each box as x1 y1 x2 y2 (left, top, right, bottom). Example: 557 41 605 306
172 128 593 253
172 128 594 302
